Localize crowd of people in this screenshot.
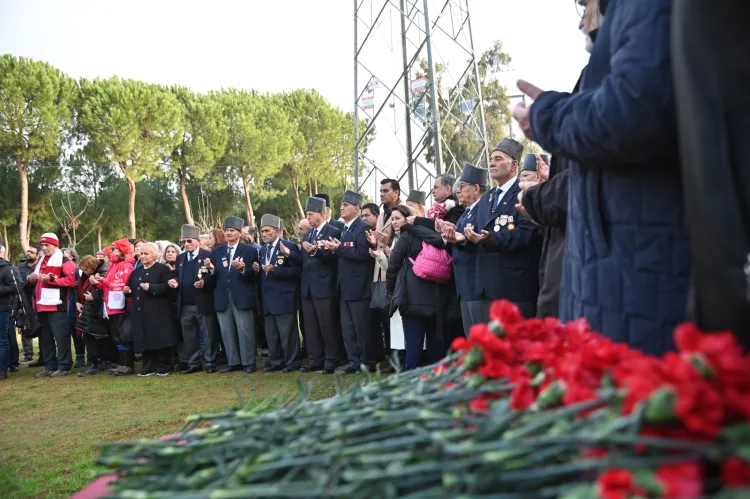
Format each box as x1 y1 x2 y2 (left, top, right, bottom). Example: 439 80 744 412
0 145 551 380
1 0 749 380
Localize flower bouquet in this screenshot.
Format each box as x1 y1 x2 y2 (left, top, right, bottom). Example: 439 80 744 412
94 301 750 498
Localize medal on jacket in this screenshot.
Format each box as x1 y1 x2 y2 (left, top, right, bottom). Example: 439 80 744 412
507 216 515 231
277 256 284 265
222 257 228 268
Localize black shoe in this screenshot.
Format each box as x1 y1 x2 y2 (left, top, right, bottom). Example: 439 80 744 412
300 365 322 373
28 358 44 368
263 365 284 373
8 365 19 372
219 365 243 373
336 366 360 375
180 366 202 375
321 368 335 374
260 349 270 358
206 366 217 373
244 366 257 374
78 365 100 377
283 366 300 373
178 362 189 372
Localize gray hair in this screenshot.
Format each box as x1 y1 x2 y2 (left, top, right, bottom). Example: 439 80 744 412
142 242 162 261
0 244 5 257
61 247 79 262
437 173 456 189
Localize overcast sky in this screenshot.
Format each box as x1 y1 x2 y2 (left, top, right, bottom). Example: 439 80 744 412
0 0 589 195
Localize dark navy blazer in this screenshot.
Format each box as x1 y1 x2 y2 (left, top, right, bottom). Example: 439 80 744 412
206 242 259 312
299 222 341 300
451 205 481 301
335 217 374 302
258 239 302 315
175 248 215 315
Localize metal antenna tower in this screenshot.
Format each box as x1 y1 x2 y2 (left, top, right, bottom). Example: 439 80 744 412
353 0 489 203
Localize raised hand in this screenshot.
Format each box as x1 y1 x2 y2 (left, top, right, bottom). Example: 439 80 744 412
261 264 275 275
302 241 317 254
231 257 246 272
203 258 214 270
365 230 378 247
278 241 290 256
464 227 489 244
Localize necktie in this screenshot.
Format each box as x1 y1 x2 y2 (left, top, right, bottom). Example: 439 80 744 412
493 188 503 211
188 253 193 262
311 228 318 242
227 245 234 264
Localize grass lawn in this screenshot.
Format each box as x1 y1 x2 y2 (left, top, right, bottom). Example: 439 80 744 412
0 335 358 498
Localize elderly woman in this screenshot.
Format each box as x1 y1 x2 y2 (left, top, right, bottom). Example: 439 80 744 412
124 243 179 376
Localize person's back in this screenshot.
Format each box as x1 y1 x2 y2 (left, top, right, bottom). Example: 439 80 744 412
526 0 690 355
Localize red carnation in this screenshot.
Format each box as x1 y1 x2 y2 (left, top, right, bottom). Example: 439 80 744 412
511 380 536 411
489 300 523 333
721 457 750 486
655 462 703 499
596 469 644 499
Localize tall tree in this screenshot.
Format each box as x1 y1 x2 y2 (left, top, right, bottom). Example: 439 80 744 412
217 90 294 227
170 87 228 224
78 77 183 238
0 55 77 250
283 90 342 218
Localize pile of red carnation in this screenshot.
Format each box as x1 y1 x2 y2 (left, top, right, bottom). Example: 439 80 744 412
449 300 750 498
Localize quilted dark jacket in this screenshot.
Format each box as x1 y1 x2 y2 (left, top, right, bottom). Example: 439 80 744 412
529 0 691 355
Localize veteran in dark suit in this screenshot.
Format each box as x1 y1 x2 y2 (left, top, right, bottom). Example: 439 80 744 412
167 224 221 374
465 139 543 319
296 197 342 374
203 216 260 374
441 163 488 335
254 214 303 373
323 190 377 374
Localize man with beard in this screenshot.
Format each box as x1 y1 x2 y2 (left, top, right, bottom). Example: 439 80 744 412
515 1 600 319
465 138 543 320
18 245 40 364
513 0 691 355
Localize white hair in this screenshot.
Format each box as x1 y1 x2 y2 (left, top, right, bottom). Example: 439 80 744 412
0 244 6 257
153 240 181 263
142 242 162 262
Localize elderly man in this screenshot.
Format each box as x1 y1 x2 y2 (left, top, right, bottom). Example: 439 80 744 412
324 190 377 374
18 245 40 364
297 197 342 373
465 138 543 320
519 154 549 184
168 224 221 374
254 214 303 373
204 216 260 374
27 233 78 377
513 0 691 355
314 193 344 231
441 163 489 335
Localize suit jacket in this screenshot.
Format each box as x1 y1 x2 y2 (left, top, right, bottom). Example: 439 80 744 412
175 248 215 315
475 179 543 303
258 239 302 315
451 205 481 301
328 218 345 231
299 222 341 300
205 242 259 312
336 217 374 301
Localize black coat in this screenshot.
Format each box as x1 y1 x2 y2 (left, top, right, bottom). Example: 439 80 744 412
386 224 453 320
299 222 341 300
75 262 109 338
0 259 18 312
336 217 374 301
127 262 180 353
175 249 215 315
475 179 543 305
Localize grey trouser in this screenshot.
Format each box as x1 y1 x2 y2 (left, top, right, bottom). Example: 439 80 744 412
179 305 220 369
460 300 484 337
265 313 302 370
216 296 256 368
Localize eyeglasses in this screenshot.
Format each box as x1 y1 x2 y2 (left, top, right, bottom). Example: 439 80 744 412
182 239 194 243
575 0 587 18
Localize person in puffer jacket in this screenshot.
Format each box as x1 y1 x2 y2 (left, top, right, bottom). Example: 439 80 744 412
386 206 453 370
75 255 111 377
91 239 135 375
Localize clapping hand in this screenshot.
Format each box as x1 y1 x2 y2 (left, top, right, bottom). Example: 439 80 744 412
278 241 290 256
203 258 214 270
536 153 549 182
261 264 274 275
323 237 341 251
464 227 489 244
368 248 380 258
302 241 317 254
512 79 544 141
231 257 246 272
374 230 387 244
